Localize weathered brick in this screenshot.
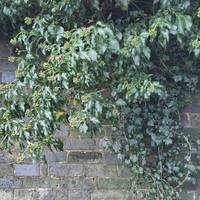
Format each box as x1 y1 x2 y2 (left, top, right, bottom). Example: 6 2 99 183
40 164 48 177
61 177 95 190
102 125 113 136
68 190 91 200
55 123 69 138
103 152 118 165
68 151 102 163
182 106 200 113
91 190 125 200
14 164 40 177
117 166 133 177
96 178 131 190
14 189 58 200
21 177 60 188
0 190 13 200
179 191 196 200
45 151 67 162
0 154 7 163
0 178 21 189
55 190 68 200
69 128 91 138
85 164 117 177
14 188 68 200
190 94 200 106
64 138 97 150
181 113 191 127
49 164 84 177
190 113 200 128
0 164 13 177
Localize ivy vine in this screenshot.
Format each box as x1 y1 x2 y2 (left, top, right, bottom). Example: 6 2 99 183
0 0 200 199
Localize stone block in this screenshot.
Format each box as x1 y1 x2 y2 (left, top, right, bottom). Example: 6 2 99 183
84 164 117 177
0 164 13 177
0 190 13 200
91 191 125 200
21 178 60 188
40 164 48 177
14 189 57 200
0 154 7 163
64 139 97 150
14 164 40 177
117 166 133 177
61 177 95 190
68 151 102 163
179 191 195 200
68 190 90 200
96 178 131 190
103 152 118 165
55 190 68 200
190 113 200 128
55 124 69 138
49 164 84 177
45 151 67 163
0 178 21 189
182 106 200 113
181 113 191 127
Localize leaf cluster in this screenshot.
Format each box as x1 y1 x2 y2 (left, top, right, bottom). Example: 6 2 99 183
0 0 200 199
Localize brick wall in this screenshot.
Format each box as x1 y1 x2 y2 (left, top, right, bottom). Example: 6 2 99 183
0 126 138 200
0 41 200 200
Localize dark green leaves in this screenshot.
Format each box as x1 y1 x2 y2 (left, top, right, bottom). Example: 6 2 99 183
0 0 200 199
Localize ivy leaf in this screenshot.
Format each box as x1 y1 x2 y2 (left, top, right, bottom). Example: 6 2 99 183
116 99 126 106
109 39 120 53
88 49 98 61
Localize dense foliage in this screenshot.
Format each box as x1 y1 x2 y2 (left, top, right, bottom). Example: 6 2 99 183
0 0 200 199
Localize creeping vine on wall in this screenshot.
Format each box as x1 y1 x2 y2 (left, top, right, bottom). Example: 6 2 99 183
0 0 200 199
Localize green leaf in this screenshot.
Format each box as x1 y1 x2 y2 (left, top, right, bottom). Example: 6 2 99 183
88 49 98 61
116 99 126 106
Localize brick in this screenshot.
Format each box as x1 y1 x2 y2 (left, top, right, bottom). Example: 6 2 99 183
0 41 11 56
91 191 125 200
70 128 91 138
0 154 7 163
0 164 13 177
21 178 60 188
179 191 196 200
14 164 40 177
190 113 200 128
16 189 69 200
184 127 200 137
61 177 95 190
0 178 21 189
68 152 102 163
45 151 67 162
181 113 191 127
0 190 13 200
101 125 113 136
14 189 58 200
103 152 118 165
117 166 133 177
64 138 97 150
68 190 90 200
97 178 131 190
182 106 200 113
40 164 48 177
85 164 117 177
61 177 95 191
49 164 84 177
55 190 68 200
55 123 69 138
190 94 200 105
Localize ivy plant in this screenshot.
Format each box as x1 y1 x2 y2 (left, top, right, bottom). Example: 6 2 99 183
0 0 200 199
